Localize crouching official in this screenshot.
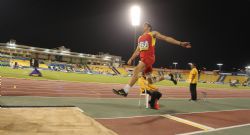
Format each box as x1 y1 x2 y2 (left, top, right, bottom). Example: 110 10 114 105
138 74 162 110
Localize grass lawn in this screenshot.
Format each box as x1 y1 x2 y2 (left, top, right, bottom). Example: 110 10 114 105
0 67 249 89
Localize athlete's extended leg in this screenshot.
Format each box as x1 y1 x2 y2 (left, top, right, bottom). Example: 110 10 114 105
146 73 177 85
165 73 177 85
145 73 164 84
128 61 146 88
112 61 146 97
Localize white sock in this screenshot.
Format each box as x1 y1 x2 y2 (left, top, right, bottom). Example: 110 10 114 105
165 75 171 80
123 84 131 93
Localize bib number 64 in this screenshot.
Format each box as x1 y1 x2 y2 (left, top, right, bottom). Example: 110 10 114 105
139 41 149 51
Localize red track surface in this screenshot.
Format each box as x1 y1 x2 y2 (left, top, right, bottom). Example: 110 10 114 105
1 77 250 98
97 110 250 135
97 116 201 135
174 110 250 128
1 77 250 135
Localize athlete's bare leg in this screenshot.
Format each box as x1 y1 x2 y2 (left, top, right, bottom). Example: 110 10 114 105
145 73 177 85
145 73 164 84
122 61 145 93
112 61 146 97
128 61 146 87
113 63 175 97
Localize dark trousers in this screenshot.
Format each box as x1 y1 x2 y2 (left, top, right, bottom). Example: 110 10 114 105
189 83 197 100
143 90 162 107
29 68 42 77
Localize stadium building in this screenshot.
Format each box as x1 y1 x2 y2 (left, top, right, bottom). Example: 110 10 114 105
0 40 124 67
0 40 249 85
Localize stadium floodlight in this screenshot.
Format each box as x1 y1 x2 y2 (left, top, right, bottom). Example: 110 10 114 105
103 56 112 61
130 5 141 66
173 62 178 69
217 63 223 71
61 50 69 53
7 42 16 46
104 55 112 59
246 66 250 77
7 39 16 46
44 49 50 52
130 5 141 26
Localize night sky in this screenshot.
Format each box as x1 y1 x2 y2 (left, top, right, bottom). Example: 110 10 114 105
0 0 249 71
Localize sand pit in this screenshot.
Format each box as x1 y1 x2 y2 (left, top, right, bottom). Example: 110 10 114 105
0 107 117 135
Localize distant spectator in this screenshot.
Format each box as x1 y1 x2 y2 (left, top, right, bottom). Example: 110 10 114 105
242 80 248 87
13 62 18 69
229 79 237 87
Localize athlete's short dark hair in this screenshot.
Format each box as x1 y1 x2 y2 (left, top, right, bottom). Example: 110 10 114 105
144 22 152 31
192 63 197 67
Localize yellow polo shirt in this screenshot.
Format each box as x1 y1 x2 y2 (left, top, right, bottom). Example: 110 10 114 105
188 68 198 84
138 77 158 93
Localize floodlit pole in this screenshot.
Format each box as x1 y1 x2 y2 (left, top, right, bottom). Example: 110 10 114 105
217 63 223 71
246 66 250 79
130 5 140 66
173 62 178 69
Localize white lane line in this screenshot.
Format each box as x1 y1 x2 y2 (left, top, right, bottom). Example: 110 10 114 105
162 114 214 131
177 123 250 135
174 108 250 115
95 109 250 119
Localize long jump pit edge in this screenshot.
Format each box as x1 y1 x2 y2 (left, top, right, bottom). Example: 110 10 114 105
0 107 118 135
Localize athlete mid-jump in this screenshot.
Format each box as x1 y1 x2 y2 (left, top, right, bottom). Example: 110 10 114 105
113 22 191 97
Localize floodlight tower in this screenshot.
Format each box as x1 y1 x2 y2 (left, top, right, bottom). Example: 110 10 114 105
217 63 223 71
130 5 140 66
173 62 178 69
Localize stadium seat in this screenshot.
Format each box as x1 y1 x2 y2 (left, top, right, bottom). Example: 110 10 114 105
224 75 248 84
88 65 115 75
10 59 30 67
39 64 48 69
117 67 128 76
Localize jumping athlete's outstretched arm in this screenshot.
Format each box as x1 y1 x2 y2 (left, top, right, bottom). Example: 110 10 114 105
127 45 140 65
152 31 191 48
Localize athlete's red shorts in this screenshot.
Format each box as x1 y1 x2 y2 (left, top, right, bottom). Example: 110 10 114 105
140 56 155 74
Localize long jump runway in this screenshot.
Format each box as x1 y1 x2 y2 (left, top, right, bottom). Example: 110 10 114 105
1 77 250 98
1 77 250 135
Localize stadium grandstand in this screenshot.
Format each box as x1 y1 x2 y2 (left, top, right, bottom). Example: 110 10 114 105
0 39 249 86
0 39 124 74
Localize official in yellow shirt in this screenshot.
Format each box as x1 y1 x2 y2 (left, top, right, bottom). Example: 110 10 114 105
188 63 198 101
138 75 162 110
138 77 158 93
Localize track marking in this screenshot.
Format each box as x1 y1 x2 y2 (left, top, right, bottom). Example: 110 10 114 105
173 108 250 115
162 114 214 131
96 115 159 120
75 107 84 112
4 76 249 90
177 123 250 135
95 109 250 119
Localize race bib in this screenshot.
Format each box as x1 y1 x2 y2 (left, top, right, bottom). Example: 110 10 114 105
139 41 149 51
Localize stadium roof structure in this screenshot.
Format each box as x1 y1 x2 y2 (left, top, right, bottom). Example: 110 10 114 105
0 41 122 62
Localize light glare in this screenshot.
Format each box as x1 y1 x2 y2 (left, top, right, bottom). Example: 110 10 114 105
130 6 140 26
